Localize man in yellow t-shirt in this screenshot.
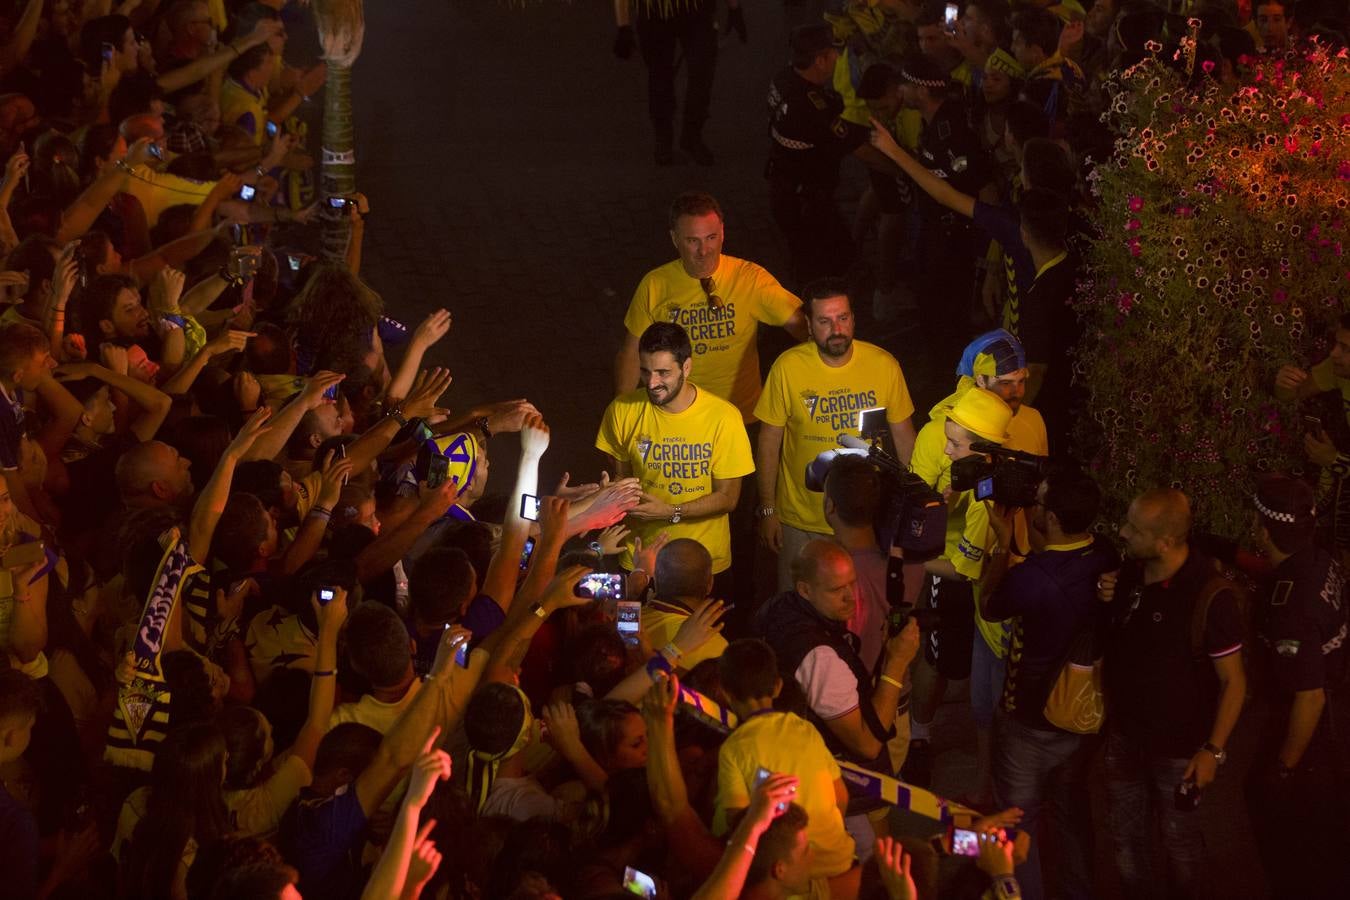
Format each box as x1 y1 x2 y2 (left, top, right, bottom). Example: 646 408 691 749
596 322 754 576
615 192 806 422
714 639 858 891
641 538 728 670
754 281 916 591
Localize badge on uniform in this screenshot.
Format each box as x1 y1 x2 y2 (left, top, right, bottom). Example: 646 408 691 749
831 119 848 138
1272 580 1293 606
1275 639 1301 657
951 154 968 173
807 91 827 110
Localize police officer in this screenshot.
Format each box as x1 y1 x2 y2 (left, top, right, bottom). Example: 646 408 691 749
898 54 994 352
614 0 744 166
766 23 900 288
1247 474 1349 900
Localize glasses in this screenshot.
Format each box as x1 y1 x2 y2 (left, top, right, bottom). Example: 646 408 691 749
698 276 723 310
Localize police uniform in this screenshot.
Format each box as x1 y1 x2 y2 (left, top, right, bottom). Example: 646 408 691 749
915 95 992 330
1246 542 1349 899
765 64 867 286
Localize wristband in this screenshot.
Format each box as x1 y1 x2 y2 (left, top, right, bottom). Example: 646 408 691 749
879 674 904 690
663 641 684 660
313 669 336 677
990 874 1021 899
308 506 332 521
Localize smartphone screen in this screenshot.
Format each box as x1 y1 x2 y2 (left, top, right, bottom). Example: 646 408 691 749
426 453 450 489
327 196 350 210
858 406 888 438
287 253 302 272
265 120 278 138
318 587 335 606
574 572 625 601
621 867 656 900
950 826 981 857
147 143 163 160
323 382 339 401
454 640 470 668
616 600 640 646
520 493 541 521
519 536 536 572
944 3 959 31
239 183 256 201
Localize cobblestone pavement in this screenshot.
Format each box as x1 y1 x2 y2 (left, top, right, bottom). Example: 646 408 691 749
350 2 1264 896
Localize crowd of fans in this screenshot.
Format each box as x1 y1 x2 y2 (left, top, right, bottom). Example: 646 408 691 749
0 1 1346 900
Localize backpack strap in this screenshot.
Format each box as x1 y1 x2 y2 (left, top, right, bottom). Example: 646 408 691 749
1190 563 1241 661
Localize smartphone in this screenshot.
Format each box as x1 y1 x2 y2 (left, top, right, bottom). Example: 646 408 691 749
1 541 44 570
147 143 163 160
323 382 340 401
160 313 188 329
393 417 433 445
520 493 541 521
574 572 625 601
621 867 656 900
287 253 302 272
101 42 115 65
317 586 336 606
327 196 352 210
948 826 981 858
265 120 278 138
454 639 470 668
519 536 536 572
616 600 641 647
753 767 789 813
944 2 959 31
425 452 449 489
229 246 260 279
1303 414 1324 434
238 183 256 202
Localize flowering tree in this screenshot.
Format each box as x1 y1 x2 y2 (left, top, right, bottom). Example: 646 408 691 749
1076 31 1350 537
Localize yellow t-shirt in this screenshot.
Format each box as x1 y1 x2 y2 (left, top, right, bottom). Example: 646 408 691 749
754 341 914 534
596 386 754 574
220 77 270 145
641 599 729 670
121 166 216 227
623 256 800 422
714 710 855 879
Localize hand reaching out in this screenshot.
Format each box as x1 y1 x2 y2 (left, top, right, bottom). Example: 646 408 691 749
405 726 452 808
671 599 728 655
874 837 918 900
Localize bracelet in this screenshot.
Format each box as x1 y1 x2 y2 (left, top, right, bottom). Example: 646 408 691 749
313 669 335 677
879 674 904 690
308 506 332 521
662 641 684 659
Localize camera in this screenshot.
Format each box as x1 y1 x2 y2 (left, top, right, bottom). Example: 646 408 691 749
950 442 1047 508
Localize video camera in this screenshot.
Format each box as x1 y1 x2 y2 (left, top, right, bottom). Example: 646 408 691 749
950 441 1047 508
805 408 946 635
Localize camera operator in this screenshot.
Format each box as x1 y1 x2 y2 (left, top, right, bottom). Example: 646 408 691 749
910 388 1015 801
1098 488 1246 900
1244 474 1349 900
983 468 1117 900
753 539 920 862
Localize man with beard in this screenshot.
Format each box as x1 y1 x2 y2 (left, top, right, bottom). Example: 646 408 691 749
754 279 915 591
596 322 753 590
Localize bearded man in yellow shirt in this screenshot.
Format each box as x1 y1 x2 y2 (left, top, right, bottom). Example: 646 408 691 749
597 322 754 589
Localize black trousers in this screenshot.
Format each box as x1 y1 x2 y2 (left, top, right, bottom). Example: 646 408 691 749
636 9 717 137
768 177 854 289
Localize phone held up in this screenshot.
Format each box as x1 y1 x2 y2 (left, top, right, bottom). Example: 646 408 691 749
616 599 640 646
574 572 625 602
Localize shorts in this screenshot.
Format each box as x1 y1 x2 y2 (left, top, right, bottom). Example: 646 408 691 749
922 574 975 680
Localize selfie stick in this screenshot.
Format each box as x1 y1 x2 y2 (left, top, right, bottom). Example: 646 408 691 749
668 678 978 824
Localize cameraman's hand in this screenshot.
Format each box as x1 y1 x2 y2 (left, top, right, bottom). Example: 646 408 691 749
883 617 920 674
613 24 636 58
759 512 783 553
1096 570 1118 603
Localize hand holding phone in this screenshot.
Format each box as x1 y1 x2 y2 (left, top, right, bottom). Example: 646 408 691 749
1 541 45 571
948 826 982 857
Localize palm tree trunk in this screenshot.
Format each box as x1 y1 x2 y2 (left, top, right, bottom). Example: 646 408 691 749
313 0 365 262
320 61 355 261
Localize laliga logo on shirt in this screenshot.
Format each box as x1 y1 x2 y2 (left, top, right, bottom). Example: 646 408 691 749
800 391 820 418
668 483 684 496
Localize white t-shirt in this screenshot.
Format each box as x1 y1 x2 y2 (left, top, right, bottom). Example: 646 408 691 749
481 775 557 822
794 646 860 720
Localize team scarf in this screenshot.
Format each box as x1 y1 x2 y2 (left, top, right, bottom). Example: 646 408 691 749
105 529 204 771
668 678 977 824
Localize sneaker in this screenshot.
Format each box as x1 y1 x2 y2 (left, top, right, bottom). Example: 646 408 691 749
900 738 934 787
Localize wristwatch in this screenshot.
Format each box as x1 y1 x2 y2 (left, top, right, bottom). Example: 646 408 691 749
1200 741 1227 765
474 416 492 441
670 506 683 524
386 404 409 428
755 505 776 519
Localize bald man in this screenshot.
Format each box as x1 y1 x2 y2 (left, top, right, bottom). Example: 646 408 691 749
114 440 195 509
754 538 919 861
642 538 727 670
1098 488 1247 900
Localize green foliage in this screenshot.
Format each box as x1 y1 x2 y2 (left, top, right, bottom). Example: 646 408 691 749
1076 34 1350 537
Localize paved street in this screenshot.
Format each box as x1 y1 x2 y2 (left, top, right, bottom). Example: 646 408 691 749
347 2 1265 896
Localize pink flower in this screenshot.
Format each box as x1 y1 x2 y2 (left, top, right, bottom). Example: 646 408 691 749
1202 59 1215 73
1128 195 1144 212
1126 218 1142 231
1285 135 1299 152
1128 239 1142 258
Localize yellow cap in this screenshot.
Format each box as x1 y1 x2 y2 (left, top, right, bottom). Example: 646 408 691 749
984 48 1027 81
948 388 1013 444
